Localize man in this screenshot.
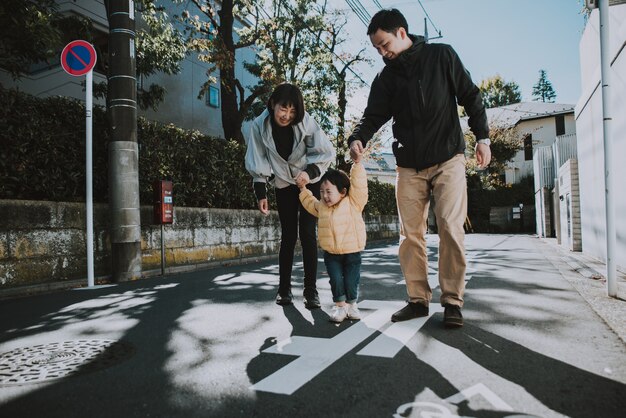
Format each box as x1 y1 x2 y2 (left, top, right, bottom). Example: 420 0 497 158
348 9 491 328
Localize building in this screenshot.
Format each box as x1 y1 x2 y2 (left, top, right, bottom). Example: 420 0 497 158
483 102 576 185
362 153 396 185
0 0 258 138
461 102 577 237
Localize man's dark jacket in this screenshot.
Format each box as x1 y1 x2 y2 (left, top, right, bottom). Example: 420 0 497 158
349 35 489 171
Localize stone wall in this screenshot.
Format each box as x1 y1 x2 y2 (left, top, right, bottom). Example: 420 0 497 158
0 200 399 291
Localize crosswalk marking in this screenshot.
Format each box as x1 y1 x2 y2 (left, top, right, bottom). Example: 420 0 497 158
250 301 397 395
252 255 478 395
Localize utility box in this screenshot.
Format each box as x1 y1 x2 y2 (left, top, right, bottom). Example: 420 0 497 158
153 180 173 224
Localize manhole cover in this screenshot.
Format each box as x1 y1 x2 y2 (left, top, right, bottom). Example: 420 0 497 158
0 340 134 386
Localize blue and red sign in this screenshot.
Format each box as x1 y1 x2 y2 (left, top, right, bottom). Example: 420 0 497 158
61 40 97 77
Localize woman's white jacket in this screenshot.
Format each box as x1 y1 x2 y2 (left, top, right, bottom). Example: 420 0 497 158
244 109 335 189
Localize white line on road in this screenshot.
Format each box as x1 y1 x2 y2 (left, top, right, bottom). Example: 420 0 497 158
250 301 401 395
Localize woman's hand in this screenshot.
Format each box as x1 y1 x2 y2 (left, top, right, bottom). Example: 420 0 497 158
258 198 269 215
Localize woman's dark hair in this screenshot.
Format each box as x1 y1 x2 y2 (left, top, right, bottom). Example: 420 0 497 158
367 8 408 36
320 168 351 195
266 83 305 125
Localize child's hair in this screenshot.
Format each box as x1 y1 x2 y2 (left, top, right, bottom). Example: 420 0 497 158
266 83 305 125
367 8 408 36
320 168 350 195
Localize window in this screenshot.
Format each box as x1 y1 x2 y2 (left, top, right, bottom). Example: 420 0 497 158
524 134 533 161
206 85 220 108
555 114 565 136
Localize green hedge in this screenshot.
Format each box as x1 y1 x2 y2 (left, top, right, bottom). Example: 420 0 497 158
1 86 396 214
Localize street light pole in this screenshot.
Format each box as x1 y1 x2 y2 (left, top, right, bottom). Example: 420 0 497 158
593 0 617 297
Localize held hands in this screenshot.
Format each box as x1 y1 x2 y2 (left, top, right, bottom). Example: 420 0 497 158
295 171 310 189
349 140 364 163
258 198 269 215
475 142 492 169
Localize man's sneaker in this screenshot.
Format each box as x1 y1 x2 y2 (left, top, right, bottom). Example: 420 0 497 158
391 302 429 322
346 303 361 320
303 290 321 309
275 291 293 306
443 304 463 328
329 305 348 323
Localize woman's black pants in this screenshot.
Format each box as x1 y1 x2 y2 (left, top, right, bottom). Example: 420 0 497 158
275 182 320 295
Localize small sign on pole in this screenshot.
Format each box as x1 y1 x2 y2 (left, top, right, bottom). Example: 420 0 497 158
61 40 97 288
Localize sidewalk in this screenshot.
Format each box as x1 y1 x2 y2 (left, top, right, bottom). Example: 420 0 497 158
540 237 626 343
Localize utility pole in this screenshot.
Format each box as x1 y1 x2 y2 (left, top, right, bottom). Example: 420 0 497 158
105 0 142 281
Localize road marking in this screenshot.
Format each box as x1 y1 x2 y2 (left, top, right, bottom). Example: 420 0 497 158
252 258 477 395
444 383 514 411
393 383 514 417
357 304 444 358
363 275 472 358
251 300 402 395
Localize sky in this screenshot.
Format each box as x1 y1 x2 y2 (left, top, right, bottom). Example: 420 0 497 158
337 0 587 113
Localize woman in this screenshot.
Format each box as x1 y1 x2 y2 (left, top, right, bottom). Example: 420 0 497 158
245 83 335 308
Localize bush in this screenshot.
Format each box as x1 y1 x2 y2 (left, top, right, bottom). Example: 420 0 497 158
1 86 396 214
0 87 109 202
365 179 396 216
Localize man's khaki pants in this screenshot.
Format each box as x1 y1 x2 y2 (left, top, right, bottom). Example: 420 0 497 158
395 154 467 307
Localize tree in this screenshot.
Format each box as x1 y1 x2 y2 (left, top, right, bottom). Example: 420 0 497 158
240 0 369 163
176 0 365 146
0 0 64 79
134 1 187 110
175 0 265 143
464 125 523 189
532 69 556 103
95 0 187 111
479 75 521 109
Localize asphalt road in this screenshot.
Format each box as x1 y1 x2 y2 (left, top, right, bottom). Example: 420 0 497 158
1 234 625 417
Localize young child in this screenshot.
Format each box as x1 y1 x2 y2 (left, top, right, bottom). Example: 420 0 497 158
297 156 368 322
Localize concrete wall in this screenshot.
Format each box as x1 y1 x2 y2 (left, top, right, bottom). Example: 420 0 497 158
575 4 626 268
0 200 400 290
489 205 535 233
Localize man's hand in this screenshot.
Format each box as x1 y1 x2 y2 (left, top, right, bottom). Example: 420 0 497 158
349 140 364 161
258 198 269 215
295 171 310 188
475 143 492 169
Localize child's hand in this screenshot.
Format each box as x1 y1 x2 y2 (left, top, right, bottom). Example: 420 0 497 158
352 152 362 164
295 171 310 188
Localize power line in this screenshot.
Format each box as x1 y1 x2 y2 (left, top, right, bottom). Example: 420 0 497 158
415 0 442 40
345 0 371 27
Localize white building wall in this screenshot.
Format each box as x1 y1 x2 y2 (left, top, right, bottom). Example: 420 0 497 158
575 4 626 268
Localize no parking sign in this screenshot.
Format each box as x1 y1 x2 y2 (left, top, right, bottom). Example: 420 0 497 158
61 40 97 287
61 40 97 76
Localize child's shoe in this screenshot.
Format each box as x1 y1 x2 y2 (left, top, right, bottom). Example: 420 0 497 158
329 305 348 323
346 303 361 320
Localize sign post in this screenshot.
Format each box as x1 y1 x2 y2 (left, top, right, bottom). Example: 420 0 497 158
153 180 174 275
61 40 97 287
